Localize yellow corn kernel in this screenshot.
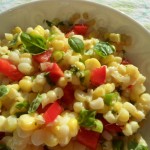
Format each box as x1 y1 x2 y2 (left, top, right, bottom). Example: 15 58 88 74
32 82 43 93
0 116 6 131
123 102 137 117
134 111 145 121
68 118 79 137
44 132 58 147
113 102 122 112
20 53 32 59
117 108 129 123
19 79 32 92
104 83 115 93
5 33 13 41
7 88 20 99
104 111 117 124
97 105 109 114
85 58 101 70
75 61 85 71
5 116 17 132
18 114 38 131
57 77 68 87
109 33 121 43
13 26 22 34
101 55 115 65
34 25 45 37
51 40 65 50
7 84 20 91
126 65 140 80
93 85 105 98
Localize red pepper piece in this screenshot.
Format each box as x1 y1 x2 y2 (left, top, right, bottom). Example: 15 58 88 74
90 66 106 87
43 101 63 124
73 24 88 36
0 58 24 81
77 127 100 150
33 50 52 63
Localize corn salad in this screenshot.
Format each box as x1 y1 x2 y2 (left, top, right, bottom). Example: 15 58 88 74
0 14 149 150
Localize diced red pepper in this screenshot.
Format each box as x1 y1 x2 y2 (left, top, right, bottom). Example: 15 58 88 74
47 63 64 83
61 83 75 108
37 103 51 114
72 24 88 36
0 58 24 81
43 101 63 124
101 118 122 133
90 66 106 87
77 127 100 150
33 50 52 63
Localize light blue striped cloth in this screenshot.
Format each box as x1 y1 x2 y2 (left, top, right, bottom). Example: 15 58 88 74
0 0 150 31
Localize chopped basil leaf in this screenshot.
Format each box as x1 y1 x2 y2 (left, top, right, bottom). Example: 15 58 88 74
28 94 42 113
21 32 46 54
113 139 124 150
93 42 115 57
68 37 84 53
15 101 29 110
92 119 103 133
8 33 19 48
0 144 11 150
78 109 103 133
104 92 118 106
0 85 9 98
78 109 96 127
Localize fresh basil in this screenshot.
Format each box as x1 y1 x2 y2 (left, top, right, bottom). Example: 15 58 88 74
78 109 103 133
20 32 46 54
15 101 29 110
68 37 84 53
93 42 115 57
0 85 9 98
28 94 42 113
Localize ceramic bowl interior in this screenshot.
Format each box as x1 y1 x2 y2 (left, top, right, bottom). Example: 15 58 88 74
0 0 150 147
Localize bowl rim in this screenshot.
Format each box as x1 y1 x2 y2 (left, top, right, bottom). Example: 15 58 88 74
0 0 150 36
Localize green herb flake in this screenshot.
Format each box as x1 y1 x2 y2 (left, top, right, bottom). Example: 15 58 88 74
20 32 46 54
15 101 29 110
78 109 103 133
28 94 42 113
104 92 118 106
93 42 115 57
0 85 9 98
68 37 84 53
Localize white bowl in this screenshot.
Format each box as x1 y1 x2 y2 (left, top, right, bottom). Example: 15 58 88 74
0 0 150 147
